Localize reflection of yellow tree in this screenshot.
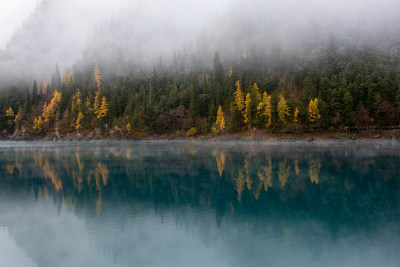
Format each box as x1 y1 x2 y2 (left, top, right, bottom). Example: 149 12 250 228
34 151 43 167
216 152 226 177
309 161 321 184
278 159 290 189
294 160 300 175
95 163 109 190
244 160 252 190
6 164 14 175
43 160 63 191
76 152 84 172
234 169 245 202
258 156 273 191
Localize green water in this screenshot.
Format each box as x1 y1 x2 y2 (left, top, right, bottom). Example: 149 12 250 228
0 141 399 267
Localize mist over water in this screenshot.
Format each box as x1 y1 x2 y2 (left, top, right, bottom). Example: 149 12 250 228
0 141 399 266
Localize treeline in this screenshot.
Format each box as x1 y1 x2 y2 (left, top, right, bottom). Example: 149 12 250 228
1 40 400 137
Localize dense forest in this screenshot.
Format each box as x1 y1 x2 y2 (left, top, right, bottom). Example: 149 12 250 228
1 38 400 138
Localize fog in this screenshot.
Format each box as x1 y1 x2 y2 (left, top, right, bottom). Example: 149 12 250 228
0 0 400 86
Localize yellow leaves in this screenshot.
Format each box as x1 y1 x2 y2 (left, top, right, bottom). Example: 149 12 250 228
93 65 102 90
215 105 225 132
233 80 244 111
126 122 132 134
277 95 290 124
75 112 84 131
294 107 300 124
308 98 320 123
42 91 62 123
93 90 108 119
244 93 251 126
257 91 272 128
5 107 14 126
40 79 47 95
186 127 197 136
33 116 43 133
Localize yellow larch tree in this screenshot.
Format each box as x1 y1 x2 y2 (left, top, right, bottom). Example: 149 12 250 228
277 95 290 124
257 91 272 128
75 112 84 131
294 107 300 123
233 80 244 112
126 122 132 134
93 94 108 119
42 91 62 122
215 105 225 132
244 93 251 127
33 116 43 133
93 65 102 90
308 98 320 123
6 107 15 126
40 79 47 95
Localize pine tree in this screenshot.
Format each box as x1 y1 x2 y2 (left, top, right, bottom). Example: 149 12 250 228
23 88 31 118
32 80 38 104
215 105 225 132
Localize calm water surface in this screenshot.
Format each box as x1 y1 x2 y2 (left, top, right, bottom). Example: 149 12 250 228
0 141 399 267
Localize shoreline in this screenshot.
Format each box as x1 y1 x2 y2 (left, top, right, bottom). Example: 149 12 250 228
1 130 400 144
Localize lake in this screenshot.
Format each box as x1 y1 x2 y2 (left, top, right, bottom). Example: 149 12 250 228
0 141 399 267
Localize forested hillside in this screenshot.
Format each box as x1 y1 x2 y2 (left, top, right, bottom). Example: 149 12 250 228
1 38 400 137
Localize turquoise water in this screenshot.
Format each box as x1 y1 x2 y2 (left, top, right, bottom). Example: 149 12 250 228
0 141 399 267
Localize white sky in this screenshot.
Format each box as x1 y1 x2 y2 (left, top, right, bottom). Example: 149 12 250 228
0 0 39 49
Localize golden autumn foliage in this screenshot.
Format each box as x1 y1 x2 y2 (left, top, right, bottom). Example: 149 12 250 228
294 107 300 123
42 91 62 122
75 112 84 131
33 116 43 133
277 95 291 124
93 90 108 119
308 98 320 123
93 65 102 90
6 107 15 126
233 80 244 112
126 122 132 134
215 105 225 131
244 93 251 126
257 91 272 128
